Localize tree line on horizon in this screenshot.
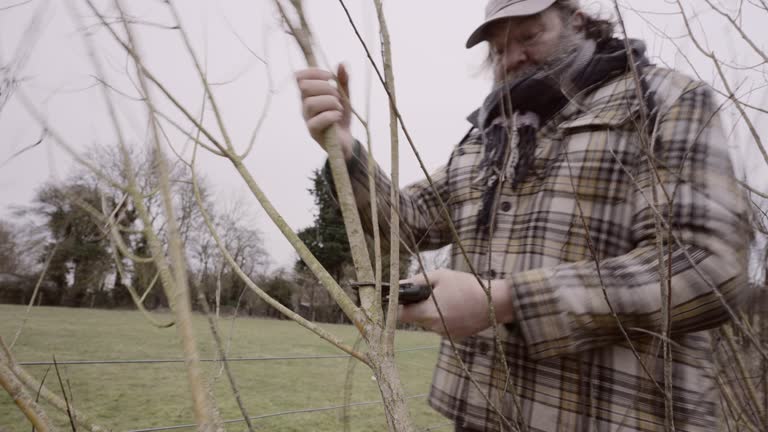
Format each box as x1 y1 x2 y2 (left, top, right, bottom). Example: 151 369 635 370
0 144 411 324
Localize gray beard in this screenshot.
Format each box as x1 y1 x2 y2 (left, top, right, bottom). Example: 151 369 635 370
495 29 588 85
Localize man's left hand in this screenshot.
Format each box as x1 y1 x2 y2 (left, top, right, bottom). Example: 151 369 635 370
398 269 514 338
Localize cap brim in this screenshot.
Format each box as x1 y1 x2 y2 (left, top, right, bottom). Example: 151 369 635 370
466 0 558 48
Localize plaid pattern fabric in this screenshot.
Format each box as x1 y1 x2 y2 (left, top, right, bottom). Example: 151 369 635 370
342 66 751 431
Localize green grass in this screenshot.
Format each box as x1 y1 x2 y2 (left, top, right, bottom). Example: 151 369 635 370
0 304 447 431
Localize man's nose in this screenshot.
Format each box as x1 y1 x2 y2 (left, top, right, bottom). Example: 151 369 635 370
503 45 529 72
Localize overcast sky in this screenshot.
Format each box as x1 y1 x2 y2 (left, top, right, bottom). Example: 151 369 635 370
1 0 766 270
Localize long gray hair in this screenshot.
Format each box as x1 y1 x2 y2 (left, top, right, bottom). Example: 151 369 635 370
554 0 616 44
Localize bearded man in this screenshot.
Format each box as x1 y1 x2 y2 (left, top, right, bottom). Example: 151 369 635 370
296 0 751 430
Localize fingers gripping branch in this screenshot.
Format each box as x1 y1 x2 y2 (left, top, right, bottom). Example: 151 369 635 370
277 0 377 326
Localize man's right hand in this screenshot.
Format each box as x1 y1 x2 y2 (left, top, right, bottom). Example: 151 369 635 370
295 64 354 161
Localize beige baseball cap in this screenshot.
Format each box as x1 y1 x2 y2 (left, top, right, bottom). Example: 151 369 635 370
466 0 558 48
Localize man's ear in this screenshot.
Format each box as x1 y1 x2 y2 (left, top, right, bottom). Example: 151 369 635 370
570 10 586 32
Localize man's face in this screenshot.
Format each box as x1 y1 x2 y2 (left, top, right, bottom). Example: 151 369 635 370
485 7 583 83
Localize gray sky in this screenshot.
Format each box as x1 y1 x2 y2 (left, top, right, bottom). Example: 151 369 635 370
1 0 766 270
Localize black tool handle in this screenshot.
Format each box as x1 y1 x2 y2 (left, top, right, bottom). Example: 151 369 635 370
383 283 431 305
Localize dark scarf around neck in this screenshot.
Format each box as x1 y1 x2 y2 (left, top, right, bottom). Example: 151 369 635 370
468 38 650 234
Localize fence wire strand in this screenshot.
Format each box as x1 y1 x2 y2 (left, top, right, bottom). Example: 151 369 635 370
125 394 429 432
12 346 439 430
17 346 439 366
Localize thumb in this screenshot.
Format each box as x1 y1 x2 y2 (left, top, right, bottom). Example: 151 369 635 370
336 63 351 129
403 270 436 289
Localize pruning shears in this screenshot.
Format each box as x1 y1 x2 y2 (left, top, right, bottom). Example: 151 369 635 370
350 282 432 305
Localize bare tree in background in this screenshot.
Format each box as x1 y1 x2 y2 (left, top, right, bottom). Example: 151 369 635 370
0 220 21 275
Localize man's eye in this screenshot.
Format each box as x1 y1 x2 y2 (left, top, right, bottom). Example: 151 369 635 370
521 32 540 43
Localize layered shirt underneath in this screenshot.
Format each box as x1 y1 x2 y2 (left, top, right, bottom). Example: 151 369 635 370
339 66 751 431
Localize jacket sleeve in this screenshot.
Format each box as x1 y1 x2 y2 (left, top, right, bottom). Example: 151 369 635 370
324 141 454 253
506 82 753 360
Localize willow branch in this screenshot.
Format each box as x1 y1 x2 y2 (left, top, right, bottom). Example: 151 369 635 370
711 57 768 168
96 0 367 331
108 225 154 263
15 91 129 194
225 21 275 160
80 1 224 428
717 371 761 432
613 2 678 422
81 2 229 156
191 285 255 432
166 1 234 152
723 325 766 428
370 0 403 349
360 44 383 328
108 234 172 329
0 361 56 432
621 6 768 118
153 110 226 157
702 0 768 64
739 179 768 200
608 141 768 363
672 0 768 169
9 243 58 350
190 154 369 365
275 0 377 325
0 339 108 432
228 155 367 327
333 0 506 329
334 2 518 428
73 1 172 321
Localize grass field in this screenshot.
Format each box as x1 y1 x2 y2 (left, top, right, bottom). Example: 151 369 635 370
0 304 448 431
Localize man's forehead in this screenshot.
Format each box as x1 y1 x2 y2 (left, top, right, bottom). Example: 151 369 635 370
485 13 546 37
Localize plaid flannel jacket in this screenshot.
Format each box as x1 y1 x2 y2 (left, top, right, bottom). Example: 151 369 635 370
341 66 751 431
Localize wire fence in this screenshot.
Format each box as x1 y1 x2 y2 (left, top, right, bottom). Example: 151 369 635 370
126 394 430 432
15 345 442 431
17 345 439 366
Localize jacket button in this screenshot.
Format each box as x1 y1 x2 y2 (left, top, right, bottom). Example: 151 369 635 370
488 270 497 278
500 201 511 212
476 341 490 355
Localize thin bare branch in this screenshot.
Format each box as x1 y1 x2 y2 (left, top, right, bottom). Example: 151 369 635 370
712 57 768 168
0 0 33 11
76 1 225 428
333 3 527 429
0 361 56 432
277 0 378 323
739 179 768 200
0 130 46 169
192 286 255 432
217 11 275 159
81 2 229 156
51 356 77 432
165 1 233 153
1 338 108 432
670 1 768 170
189 149 369 365
282 0 377 316
702 0 768 63
9 243 59 350
369 0 402 348
153 110 226 157
108 235 173 328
